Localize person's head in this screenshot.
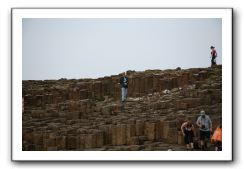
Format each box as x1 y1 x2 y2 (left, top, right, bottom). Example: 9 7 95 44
187 121 192 127
210 46 215 49
200 110 206 118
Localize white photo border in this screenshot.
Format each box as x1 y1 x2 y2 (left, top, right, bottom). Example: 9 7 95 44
12 8 233 161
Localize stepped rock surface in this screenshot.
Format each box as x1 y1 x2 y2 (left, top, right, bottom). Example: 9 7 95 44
22 65 222 151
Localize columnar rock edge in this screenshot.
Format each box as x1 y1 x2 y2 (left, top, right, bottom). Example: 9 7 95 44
22 65 222 151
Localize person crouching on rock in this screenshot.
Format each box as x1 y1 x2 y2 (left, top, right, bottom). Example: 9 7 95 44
181 120 195 150
119 72 129 102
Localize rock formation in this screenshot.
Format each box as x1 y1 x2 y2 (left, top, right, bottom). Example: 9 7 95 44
22 65 222 151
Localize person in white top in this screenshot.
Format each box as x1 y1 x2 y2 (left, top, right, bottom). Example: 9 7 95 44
196 110 212 150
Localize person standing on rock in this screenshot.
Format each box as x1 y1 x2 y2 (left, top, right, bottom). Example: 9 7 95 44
181 120 195 150
119 72 129 102
196 110 212 150
210 46 217 66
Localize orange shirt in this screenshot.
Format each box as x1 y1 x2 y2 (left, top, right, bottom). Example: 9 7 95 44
211 127 222 142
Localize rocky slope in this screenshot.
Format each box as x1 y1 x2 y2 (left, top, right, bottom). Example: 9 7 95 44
22 65 222 151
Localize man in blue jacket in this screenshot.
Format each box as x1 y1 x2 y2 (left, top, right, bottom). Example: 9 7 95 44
119 72 129 102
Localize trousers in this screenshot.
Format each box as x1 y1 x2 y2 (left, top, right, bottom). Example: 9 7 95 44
121 87 128 101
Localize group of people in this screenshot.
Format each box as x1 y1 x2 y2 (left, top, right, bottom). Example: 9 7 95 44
181 110 222 151
118 46 221 151
119 73 222 151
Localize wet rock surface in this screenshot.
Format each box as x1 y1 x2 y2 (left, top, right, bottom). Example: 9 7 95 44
22 65 222 151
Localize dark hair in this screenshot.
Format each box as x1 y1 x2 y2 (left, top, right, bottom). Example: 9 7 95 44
186 122 192 128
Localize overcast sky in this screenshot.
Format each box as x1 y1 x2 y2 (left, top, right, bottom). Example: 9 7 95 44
22 18 222 80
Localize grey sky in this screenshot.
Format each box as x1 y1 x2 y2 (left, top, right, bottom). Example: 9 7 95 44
22 18 222 80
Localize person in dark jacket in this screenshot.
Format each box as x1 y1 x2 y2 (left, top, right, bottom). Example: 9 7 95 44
210 46 217 66
119 72 128 102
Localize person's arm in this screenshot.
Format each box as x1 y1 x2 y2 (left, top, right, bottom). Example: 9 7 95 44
196 117 201 128
191 124 195 131
181 122 186 136
215 50 217 57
